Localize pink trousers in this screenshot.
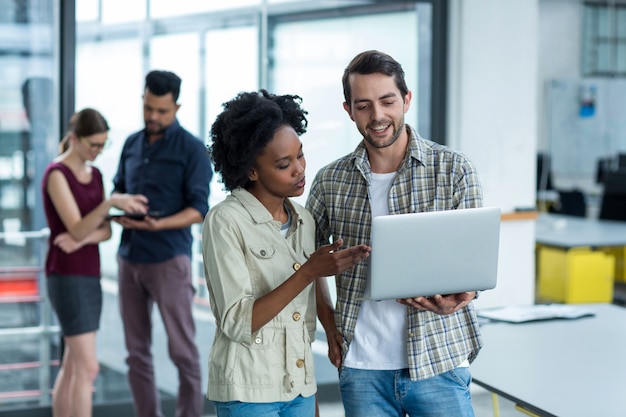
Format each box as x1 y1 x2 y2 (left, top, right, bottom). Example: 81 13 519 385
118 255 203 417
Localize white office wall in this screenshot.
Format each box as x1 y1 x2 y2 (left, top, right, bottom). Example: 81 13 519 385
539 0 582 81
538 0 583 152
448 0 538 212
448 0 539 308
536 0 609 197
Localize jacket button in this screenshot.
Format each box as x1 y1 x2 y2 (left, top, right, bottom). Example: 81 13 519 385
255 337 262 344
292 312 301 321
293 262 301 271
296 359 305 368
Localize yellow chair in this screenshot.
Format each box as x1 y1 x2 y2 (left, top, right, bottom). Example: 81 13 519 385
537 245 615 303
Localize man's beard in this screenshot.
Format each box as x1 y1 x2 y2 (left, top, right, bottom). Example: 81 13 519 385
145 121 164 135
363 120 405 149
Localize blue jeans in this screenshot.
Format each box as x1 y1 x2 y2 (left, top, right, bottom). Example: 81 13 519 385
213 395 315 417
339 367 475 417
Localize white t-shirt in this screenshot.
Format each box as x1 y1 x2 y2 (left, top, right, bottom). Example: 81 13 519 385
344 172 409 370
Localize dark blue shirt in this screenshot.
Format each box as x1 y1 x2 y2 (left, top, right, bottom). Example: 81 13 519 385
113 119 212 263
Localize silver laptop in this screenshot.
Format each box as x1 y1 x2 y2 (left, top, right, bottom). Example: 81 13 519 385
367 207 500 300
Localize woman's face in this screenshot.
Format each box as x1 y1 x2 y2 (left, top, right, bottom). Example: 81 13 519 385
75 131 108 162
248 124 306 200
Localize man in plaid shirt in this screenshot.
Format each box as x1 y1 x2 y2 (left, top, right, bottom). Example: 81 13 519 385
306 50 483 417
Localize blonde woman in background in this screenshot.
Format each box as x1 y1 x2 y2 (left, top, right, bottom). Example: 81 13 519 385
42 108 147 417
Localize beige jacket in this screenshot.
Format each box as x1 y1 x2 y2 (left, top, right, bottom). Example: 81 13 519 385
202 188 317 402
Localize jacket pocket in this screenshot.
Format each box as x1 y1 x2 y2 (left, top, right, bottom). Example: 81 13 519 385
249 245 276 259
235 326 283 388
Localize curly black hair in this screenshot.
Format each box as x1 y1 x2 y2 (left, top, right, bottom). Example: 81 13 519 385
209 89 308 192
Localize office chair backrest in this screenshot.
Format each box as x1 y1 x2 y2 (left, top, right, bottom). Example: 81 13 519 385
549 190 586 217
599 194 626 221
599 170 626 221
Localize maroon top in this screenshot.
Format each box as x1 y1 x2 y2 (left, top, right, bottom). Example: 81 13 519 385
42 162 104 277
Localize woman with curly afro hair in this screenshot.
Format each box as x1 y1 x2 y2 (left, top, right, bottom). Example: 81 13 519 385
202 90 370 417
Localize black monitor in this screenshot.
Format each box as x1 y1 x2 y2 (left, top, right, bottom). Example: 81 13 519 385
596 157 614 184
603 169 626 194
536 153 553 191
599 169 626 221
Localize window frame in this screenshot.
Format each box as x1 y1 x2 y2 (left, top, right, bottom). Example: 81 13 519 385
582 1 626 77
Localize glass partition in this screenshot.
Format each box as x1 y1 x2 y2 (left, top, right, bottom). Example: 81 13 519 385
271 9 419 206
204 26 259 207
0 0 61 412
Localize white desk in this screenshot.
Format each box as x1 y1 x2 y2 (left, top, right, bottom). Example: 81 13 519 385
471 303 626 417
536 213 626 248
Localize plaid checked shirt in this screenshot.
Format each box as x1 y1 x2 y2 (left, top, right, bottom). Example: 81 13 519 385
306 125 484 380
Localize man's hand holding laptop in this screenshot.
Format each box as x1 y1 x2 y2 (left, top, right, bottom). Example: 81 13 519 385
397 291 477 315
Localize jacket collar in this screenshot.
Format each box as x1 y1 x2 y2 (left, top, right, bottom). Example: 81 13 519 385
231 188 302 226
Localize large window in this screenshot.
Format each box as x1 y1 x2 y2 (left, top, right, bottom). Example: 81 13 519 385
0 0 59 242
74 1 438 279
0 0 61 411
271 9 420 205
